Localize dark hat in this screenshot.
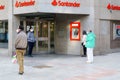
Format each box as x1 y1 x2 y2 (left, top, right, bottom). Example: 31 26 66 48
18 25 24 30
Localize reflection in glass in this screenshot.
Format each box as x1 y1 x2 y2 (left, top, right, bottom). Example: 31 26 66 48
38 22 48 37
38 41 48 51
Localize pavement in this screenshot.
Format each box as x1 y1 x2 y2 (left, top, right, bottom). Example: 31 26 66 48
0 48 120 80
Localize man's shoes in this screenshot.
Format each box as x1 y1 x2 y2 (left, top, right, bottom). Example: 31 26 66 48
30 55 33 57
19 72 24 75
28 55 33 57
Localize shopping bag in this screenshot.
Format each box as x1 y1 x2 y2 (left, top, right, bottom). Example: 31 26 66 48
12 55 17 64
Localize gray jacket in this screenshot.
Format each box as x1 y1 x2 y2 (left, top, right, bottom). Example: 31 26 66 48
27 32 36 43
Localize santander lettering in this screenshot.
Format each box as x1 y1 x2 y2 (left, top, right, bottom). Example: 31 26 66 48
15 0 35 8
0 5 5 10
107 3 120 10
51 0 80 7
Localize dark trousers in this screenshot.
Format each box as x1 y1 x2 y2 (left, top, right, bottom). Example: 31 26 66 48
28 42 34 56
83 45 87 56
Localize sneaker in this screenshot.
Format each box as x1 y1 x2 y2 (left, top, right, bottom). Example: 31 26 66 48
86 61 93 64
30 55 33 57
28 55 33 57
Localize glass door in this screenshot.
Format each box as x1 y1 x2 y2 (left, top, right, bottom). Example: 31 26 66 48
22 20 55 53
36 20 55 53
37 21 49 52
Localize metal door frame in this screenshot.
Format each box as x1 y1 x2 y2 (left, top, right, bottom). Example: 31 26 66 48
23 19 52 53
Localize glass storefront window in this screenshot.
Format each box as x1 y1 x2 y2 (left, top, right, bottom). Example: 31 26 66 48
0 21 8 42
112 21 120 40
0 21 8 48
110 21 120 49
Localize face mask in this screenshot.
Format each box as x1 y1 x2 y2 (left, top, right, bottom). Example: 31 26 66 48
30 29 34 32
16 29 20 33
86 31 89 34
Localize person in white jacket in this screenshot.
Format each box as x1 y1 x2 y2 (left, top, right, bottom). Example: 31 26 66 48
81 30 87 57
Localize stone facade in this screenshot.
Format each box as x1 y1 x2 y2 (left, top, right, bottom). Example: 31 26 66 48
94 0 120 55
0 0 8 20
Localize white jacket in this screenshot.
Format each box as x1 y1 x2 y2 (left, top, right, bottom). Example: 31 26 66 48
81 35 86 45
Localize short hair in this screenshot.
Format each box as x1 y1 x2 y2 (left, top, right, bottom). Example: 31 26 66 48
18 25 24 30
83 30 87 35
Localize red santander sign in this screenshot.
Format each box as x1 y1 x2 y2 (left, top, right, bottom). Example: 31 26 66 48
116 25 120 29
51 0 80 7
15 0 35 8
0 5 5 10
107 3 120 10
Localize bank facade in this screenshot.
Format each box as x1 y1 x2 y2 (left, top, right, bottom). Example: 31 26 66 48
0 0 120 55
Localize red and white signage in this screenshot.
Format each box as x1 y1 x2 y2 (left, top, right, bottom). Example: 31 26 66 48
15 0 35 8
51 0 80 7
0 5 5 10
116 25 120 29
115 25 120 36
70 22 80 41
107 3 120 11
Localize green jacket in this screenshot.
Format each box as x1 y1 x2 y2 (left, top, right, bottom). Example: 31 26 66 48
85 32 96 48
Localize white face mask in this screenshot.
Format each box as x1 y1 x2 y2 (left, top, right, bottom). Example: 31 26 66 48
30 29 34 32
16 29 20 33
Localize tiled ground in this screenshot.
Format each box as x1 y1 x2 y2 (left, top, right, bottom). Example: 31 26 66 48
0 49 120 80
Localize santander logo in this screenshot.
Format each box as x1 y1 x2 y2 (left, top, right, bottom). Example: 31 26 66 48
0 5 5 10
51 0 80 7
15 0 35 8
52 0 58 6
107 3 120 10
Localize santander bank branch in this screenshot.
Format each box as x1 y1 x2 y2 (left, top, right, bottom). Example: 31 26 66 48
0 0 120 55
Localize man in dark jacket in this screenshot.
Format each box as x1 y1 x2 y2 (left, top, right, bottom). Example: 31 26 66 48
15 25 27 75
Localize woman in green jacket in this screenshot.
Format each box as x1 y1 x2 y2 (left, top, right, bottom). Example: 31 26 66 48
85 30 96 63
